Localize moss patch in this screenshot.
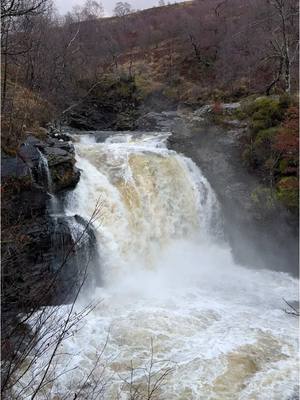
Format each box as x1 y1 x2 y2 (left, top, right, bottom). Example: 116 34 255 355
276 177 299 211
238 96 298 213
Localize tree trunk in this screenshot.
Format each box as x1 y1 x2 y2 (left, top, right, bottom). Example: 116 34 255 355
1 29 9 112
284 58 291 94
266 58 283 96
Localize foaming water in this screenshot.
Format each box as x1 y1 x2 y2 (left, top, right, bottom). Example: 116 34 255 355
27 132 299 399
66 132 222 283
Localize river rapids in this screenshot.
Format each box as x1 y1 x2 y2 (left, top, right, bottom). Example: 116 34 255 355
22 132 300 399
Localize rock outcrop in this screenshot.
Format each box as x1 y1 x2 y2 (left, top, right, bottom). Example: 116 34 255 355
2 215 97 311
19 134 80 192
64 76 140 131
1 130 96 313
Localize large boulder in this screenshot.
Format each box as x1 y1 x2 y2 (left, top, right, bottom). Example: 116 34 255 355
1 150 49 226
19 134 80 193
2 214 98 312
1 152 32 180
18 140 41 168
41 144 80 192
137 111 181 131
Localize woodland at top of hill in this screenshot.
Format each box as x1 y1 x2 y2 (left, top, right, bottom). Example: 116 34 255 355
2 0 299 113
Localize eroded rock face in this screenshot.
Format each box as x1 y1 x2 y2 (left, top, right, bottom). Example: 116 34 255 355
25 135 80 193
2 149 49 226
1 131 97 313
2 215 98 312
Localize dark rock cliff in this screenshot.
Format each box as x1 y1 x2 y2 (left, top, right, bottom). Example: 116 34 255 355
1 130 97 314
64 76 141 131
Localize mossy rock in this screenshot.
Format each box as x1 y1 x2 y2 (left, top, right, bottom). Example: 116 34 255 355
234 108 248 120
251 186 277 212
250 98 283 132
278 158 298 175
50 163 80 192
276 177 299 211
254 127 278 143
252 127 278 164
115 110 139 130
279 159 289 174
278 93 291 110
237 96 286 131
242 145 253 167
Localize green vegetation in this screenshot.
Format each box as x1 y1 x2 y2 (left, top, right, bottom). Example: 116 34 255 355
249 98 284 132
276 177 299 211
240 96 298 213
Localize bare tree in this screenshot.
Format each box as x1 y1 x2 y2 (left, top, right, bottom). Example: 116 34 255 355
264 0 299 94
119 339 176 400
82 0 104 20
71 0 104 21
114 1 133 17
1 0 49 20
1 0 50 110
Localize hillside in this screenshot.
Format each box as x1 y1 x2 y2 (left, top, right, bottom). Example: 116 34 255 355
2 0 299 111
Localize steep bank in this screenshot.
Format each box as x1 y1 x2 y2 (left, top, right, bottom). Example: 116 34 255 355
137 108 299 275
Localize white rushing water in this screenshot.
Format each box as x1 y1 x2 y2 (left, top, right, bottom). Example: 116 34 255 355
29 132 299 399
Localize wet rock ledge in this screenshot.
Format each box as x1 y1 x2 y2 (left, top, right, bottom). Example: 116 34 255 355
2 130 96 313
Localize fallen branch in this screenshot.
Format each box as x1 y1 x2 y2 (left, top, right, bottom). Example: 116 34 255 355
282 298 299 317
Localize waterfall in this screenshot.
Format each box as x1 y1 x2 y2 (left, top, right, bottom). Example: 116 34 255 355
20 132 298 400
36 149 97 296
37 149 52 191
65 132 223 284
37 149 59 215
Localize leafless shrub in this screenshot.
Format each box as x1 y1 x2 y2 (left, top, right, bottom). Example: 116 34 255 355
118 338 176 400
